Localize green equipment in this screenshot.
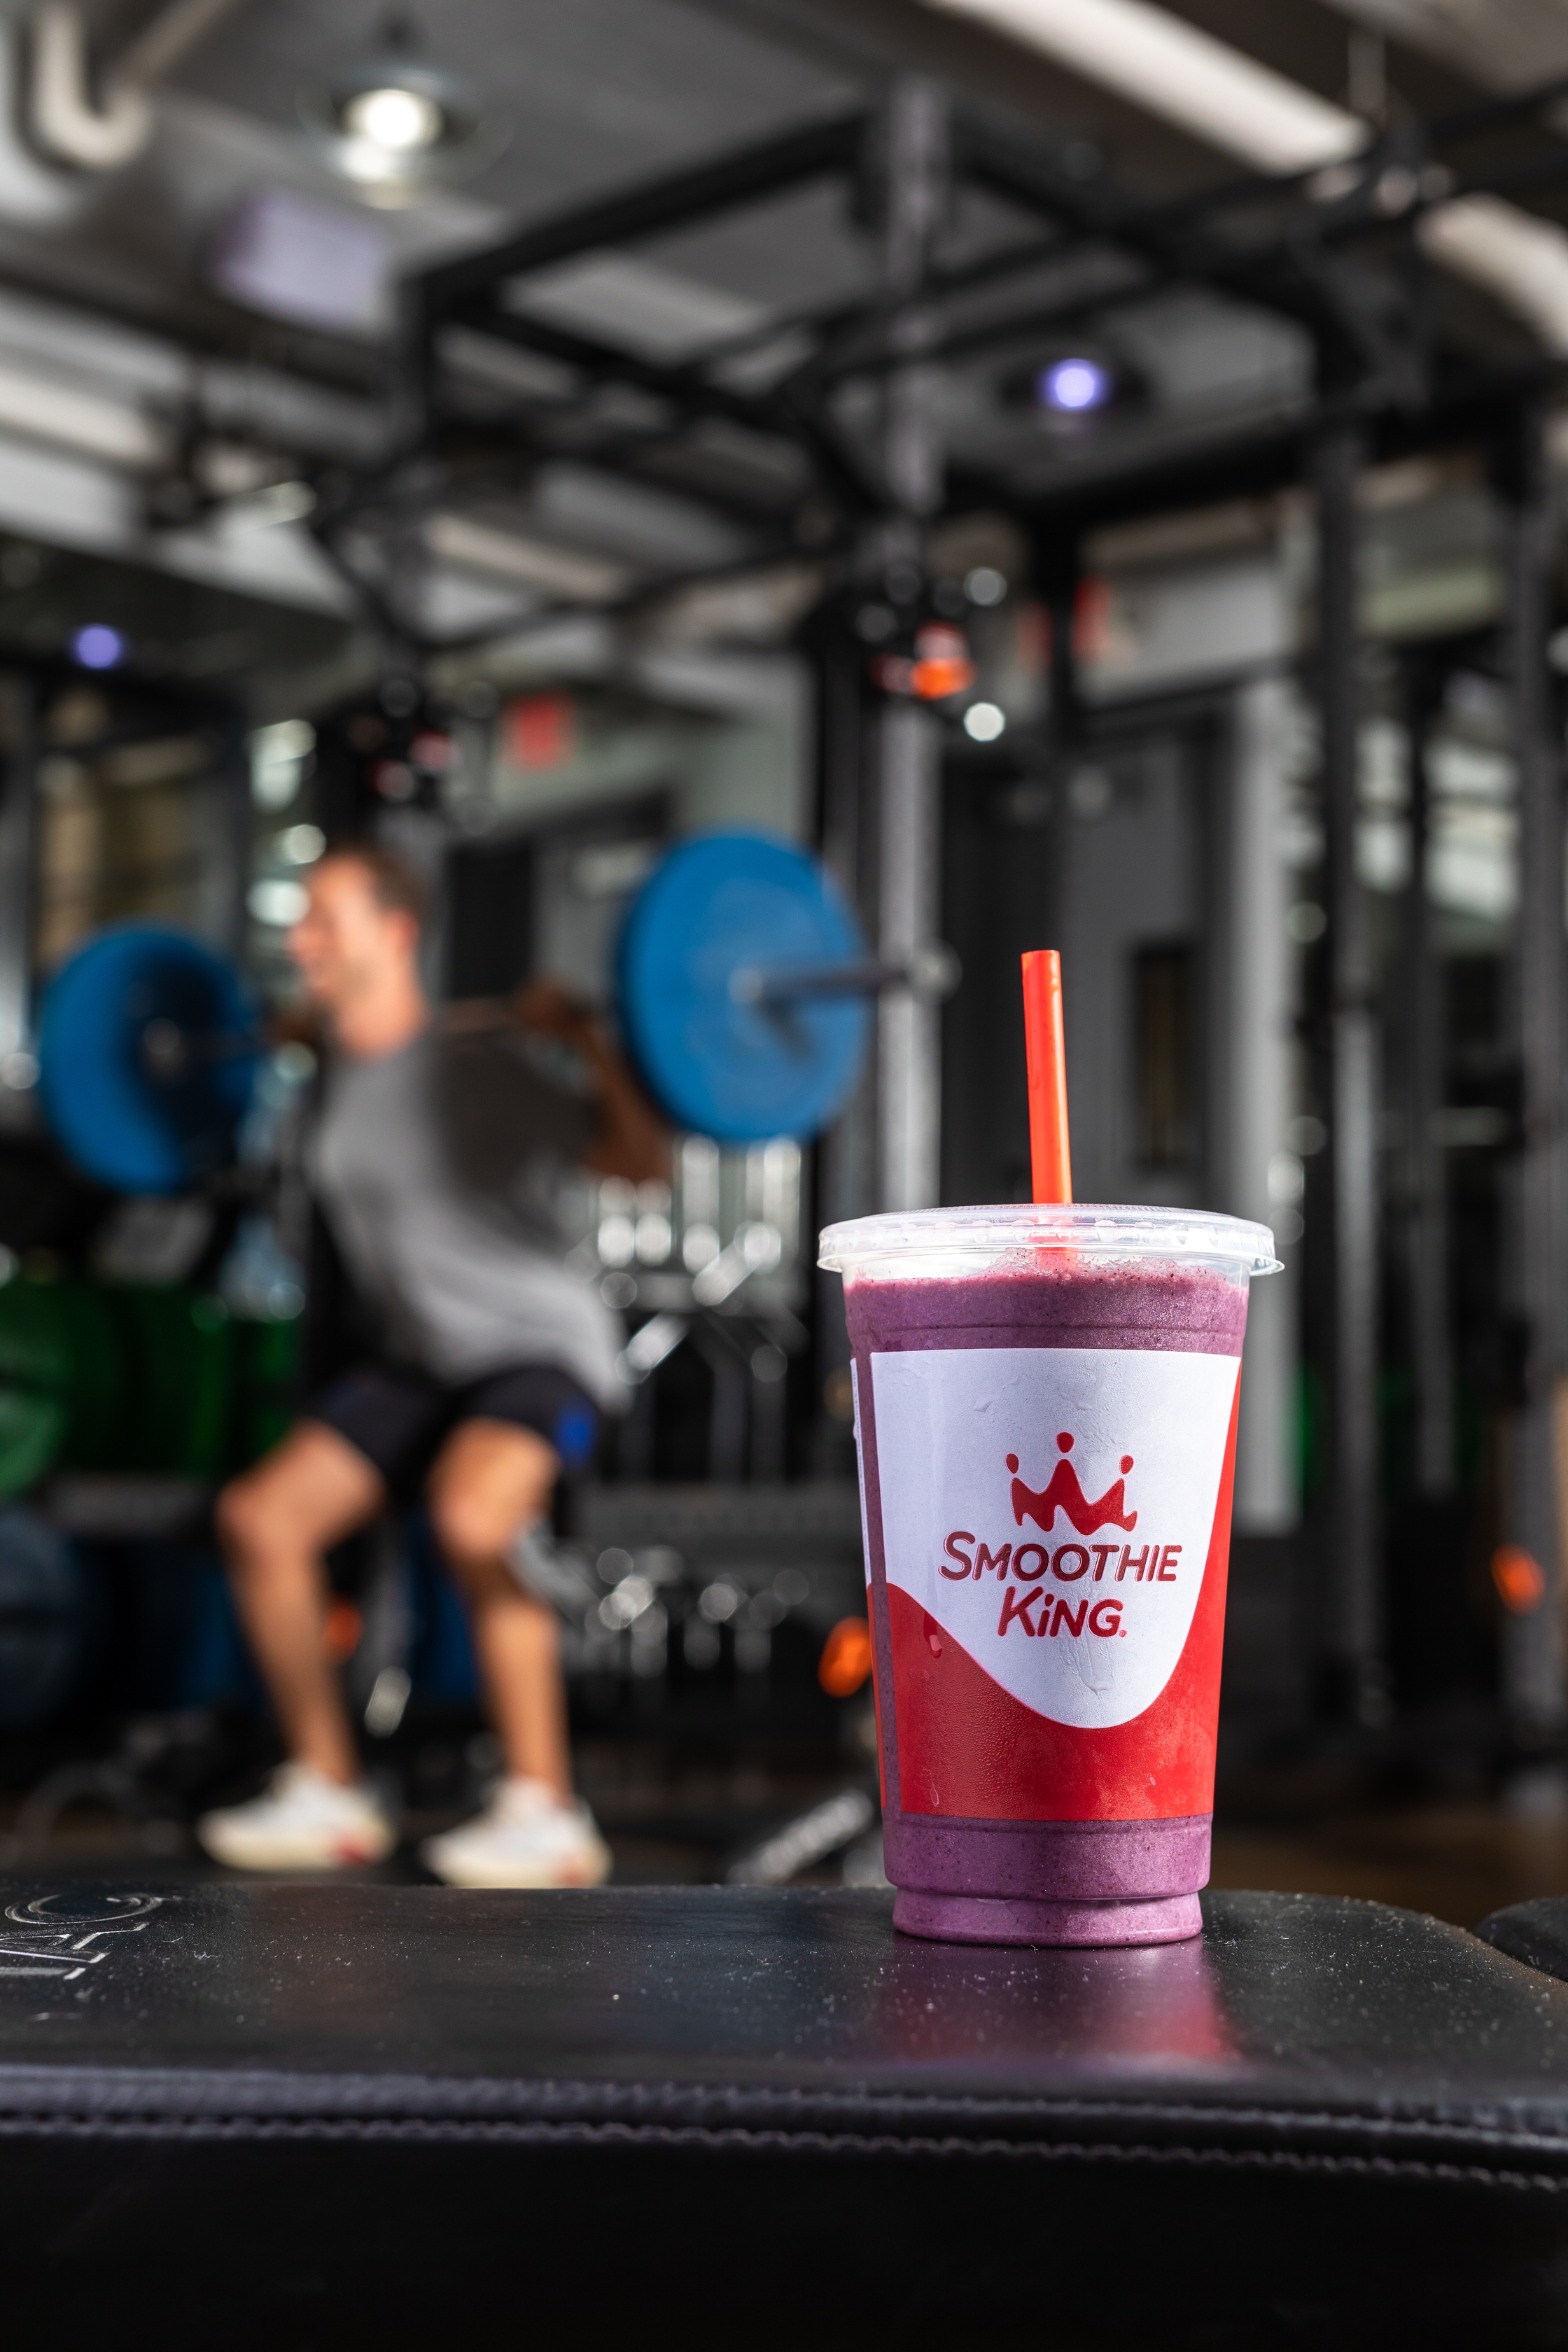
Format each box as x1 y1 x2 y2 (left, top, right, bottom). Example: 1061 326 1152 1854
0 1269 298 1497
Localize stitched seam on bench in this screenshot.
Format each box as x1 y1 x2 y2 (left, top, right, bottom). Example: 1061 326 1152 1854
4 2073 1567 2152
0 2114 1564 2188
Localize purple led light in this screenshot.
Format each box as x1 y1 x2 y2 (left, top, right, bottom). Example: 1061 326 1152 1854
71 624 126 671
1038 357 1111 414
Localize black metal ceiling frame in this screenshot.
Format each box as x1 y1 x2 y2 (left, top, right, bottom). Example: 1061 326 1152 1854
333 65 1568 656
403 99 1393 484
403 114 874 514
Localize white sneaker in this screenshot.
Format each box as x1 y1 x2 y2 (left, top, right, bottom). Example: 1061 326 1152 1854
419 1777 612 1889
196 1763 396 1871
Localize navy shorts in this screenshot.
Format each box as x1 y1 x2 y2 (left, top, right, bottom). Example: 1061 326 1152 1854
306 1361 601 1499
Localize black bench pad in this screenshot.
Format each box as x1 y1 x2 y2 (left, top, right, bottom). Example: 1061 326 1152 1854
2 1880 1568 2348
1478 1894 1568 1984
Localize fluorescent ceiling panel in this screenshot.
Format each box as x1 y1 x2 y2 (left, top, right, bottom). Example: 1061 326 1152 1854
504 250 770 362
211 188 393 333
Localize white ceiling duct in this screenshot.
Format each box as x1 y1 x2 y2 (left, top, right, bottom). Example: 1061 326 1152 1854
426 512 634 603
1317 0 1568 96
936 0 1364 170
0 26 84 221
1422 195 1568 352
32 1 152 170
0 358 169 467
925 0 1568 354
30 0 242 174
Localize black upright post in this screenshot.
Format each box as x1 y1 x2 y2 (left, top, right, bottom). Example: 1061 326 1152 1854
1040 533 1080 764
1316 424 1386 1723
871 76 948 1216
811 77 950 1450
1499 400 1567 1749
1404 658 1452 1500
815 622 877 1231
0 672 39 1134
811 615 877 1464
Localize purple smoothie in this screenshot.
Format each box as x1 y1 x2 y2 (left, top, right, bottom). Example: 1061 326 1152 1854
839 1238 1254 1947
847 1258 1250 1357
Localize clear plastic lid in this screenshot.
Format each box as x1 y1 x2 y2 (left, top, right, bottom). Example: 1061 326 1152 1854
818 1203 1281 1281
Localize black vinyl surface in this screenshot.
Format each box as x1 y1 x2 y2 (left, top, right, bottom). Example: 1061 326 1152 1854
1 1880 1566 2347
1478 1893 1568 1984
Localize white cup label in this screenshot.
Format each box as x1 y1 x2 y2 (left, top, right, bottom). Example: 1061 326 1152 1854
868 1346 1240 1730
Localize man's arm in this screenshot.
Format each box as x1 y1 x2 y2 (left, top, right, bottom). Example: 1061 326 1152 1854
510 979 672 1185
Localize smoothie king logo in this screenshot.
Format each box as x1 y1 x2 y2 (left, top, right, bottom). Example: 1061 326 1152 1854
1011 1432 1135 1536
869 1348 1239 1731
937 1433 1183 1645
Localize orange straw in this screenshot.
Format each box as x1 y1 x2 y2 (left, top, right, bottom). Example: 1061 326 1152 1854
1022 949 1072 1204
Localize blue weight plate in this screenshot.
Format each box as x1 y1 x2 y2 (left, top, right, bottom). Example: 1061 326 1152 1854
617 832 871 1143
38 923 258 1195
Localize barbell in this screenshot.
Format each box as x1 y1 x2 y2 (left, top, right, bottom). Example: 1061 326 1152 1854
34 831 955 1194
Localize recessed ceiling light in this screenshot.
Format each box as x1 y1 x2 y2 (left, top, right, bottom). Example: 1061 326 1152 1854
300 18 507 206
341 83 444 153
71 624 125 671
1037 356 1113 414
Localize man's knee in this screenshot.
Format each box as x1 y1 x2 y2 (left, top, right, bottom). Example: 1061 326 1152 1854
428 1492 517 1583
215 1471 272 1563
216 1458 334 1564
216 1424 380 1567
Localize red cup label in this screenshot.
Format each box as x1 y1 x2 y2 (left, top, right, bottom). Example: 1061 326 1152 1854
869 1347 1240 1732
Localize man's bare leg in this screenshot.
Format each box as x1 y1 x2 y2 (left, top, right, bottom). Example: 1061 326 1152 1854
216 1422 386 1786
426 1419 570 1800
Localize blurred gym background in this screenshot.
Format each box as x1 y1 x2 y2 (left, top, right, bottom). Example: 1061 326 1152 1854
1 0 1568 1915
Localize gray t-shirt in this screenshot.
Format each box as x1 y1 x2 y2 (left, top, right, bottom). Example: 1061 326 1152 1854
309 1025 623 1405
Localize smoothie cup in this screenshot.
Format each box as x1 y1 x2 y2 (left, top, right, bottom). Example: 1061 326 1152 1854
820 1204 1280 1947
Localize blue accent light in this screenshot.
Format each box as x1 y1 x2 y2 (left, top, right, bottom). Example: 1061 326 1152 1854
71 624 127 671
1038 358 1112 414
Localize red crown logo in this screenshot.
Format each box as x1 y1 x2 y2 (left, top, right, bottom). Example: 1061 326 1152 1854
1007 1432 1137 1538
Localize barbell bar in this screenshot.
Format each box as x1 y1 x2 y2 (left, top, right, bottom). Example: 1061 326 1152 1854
34 832 960 1193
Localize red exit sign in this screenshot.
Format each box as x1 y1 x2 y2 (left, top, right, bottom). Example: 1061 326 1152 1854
503 692 577 771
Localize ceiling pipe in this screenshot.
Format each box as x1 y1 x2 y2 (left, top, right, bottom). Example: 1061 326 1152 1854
0 26 82 221
924 0 1568 355
30 0 242 174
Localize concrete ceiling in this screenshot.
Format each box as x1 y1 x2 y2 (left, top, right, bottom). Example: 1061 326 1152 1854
169 0 854 220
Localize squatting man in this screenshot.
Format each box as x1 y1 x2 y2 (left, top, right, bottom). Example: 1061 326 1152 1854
197 842 666 1886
